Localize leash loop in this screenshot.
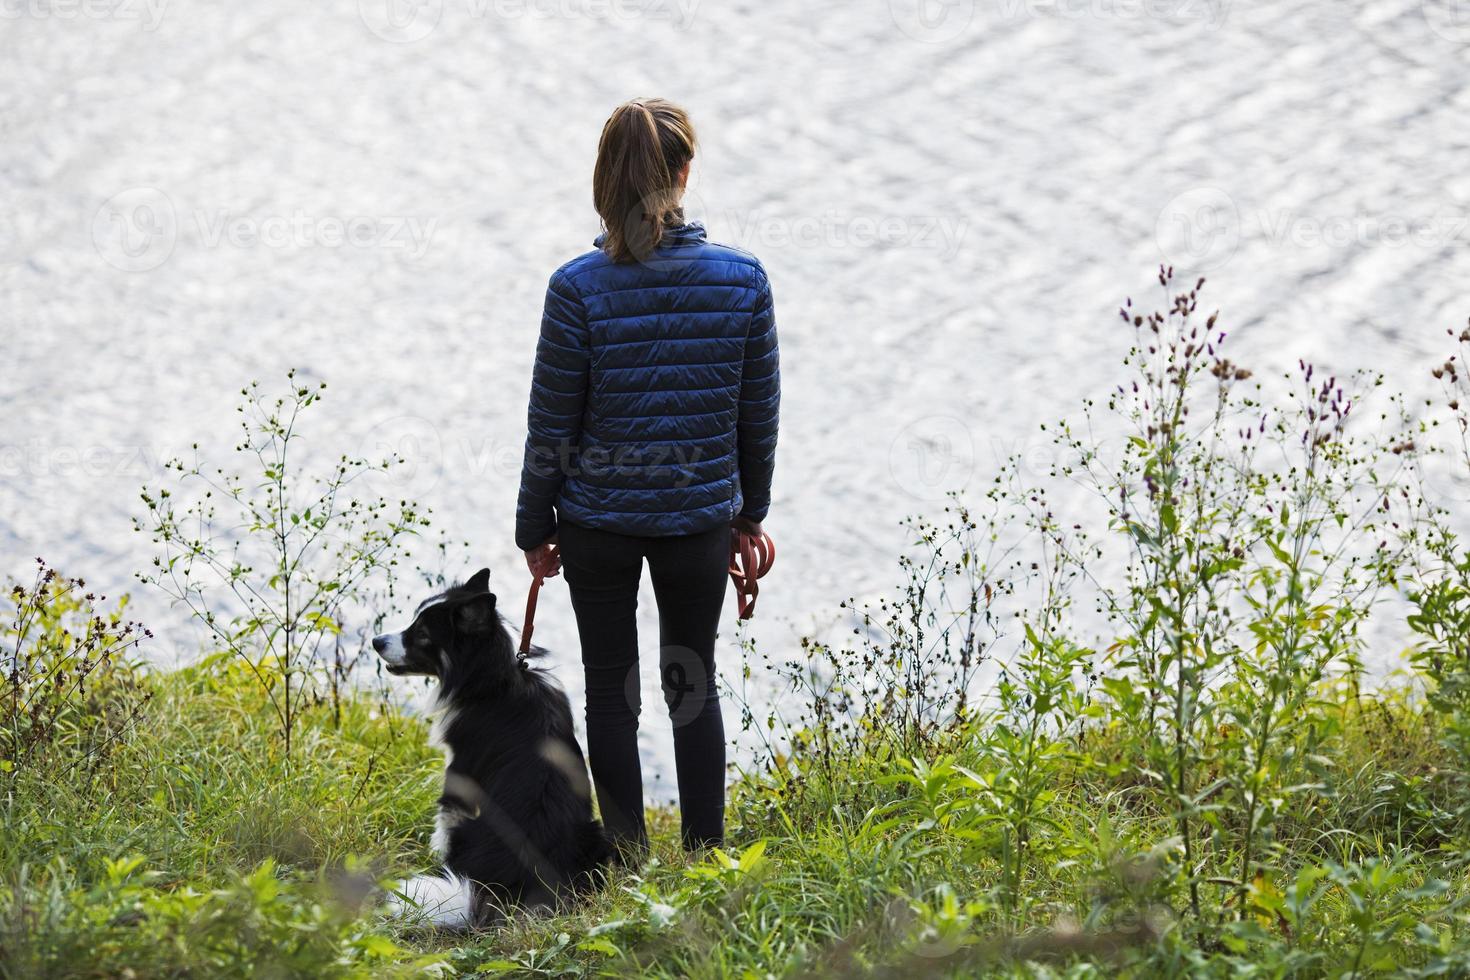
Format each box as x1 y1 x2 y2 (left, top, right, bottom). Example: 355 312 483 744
729 528 775 620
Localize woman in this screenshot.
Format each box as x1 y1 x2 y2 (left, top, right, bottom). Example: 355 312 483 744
515 98 780 856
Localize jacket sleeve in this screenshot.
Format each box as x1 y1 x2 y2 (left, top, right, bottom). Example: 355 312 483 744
515 271 589 551
736 273 780 522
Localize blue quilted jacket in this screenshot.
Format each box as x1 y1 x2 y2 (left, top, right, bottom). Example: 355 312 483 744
514 222 780 551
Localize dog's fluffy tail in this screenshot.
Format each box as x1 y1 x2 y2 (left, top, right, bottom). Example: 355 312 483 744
390 873 474 929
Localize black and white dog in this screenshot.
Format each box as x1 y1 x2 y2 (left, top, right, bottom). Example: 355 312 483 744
372 568 609 928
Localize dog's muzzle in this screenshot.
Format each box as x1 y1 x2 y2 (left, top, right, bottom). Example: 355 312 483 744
372 633 411 674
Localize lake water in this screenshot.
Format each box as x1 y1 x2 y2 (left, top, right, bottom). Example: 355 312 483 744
4 0 1469 797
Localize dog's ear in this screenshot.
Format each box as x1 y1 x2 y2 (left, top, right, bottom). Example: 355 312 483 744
455 592 497 632
465 567 491 594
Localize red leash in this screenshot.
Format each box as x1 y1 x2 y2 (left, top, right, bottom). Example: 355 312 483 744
518 573 542 662
519 528 774 656
729 528 776 620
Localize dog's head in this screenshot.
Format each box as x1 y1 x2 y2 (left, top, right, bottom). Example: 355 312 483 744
371 568 507 682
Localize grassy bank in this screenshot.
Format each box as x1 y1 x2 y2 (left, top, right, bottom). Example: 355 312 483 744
1 653 1467 977
8 276 1470 976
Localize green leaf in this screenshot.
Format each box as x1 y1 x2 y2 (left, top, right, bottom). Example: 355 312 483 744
577 937 621 956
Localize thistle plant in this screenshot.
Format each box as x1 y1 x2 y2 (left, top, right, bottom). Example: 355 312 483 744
1214 362 1407 918
1032 269 1405 923
1042 268 1259 921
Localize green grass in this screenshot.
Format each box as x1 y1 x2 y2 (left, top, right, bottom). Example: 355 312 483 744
3 662 1468 978
0 661 442 977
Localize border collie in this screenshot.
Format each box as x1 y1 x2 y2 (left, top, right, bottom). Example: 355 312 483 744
372 568 609 928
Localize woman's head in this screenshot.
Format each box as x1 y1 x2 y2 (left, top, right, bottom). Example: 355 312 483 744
593 98 697 263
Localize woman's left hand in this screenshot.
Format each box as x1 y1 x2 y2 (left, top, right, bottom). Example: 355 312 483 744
524 536 561 579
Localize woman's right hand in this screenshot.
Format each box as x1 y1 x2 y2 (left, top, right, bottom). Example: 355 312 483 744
731 516 763 538
524 536 561 579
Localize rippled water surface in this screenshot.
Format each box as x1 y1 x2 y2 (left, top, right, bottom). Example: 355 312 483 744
4 0 1468 792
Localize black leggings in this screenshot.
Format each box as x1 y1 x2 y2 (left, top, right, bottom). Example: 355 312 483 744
557 519 729 852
